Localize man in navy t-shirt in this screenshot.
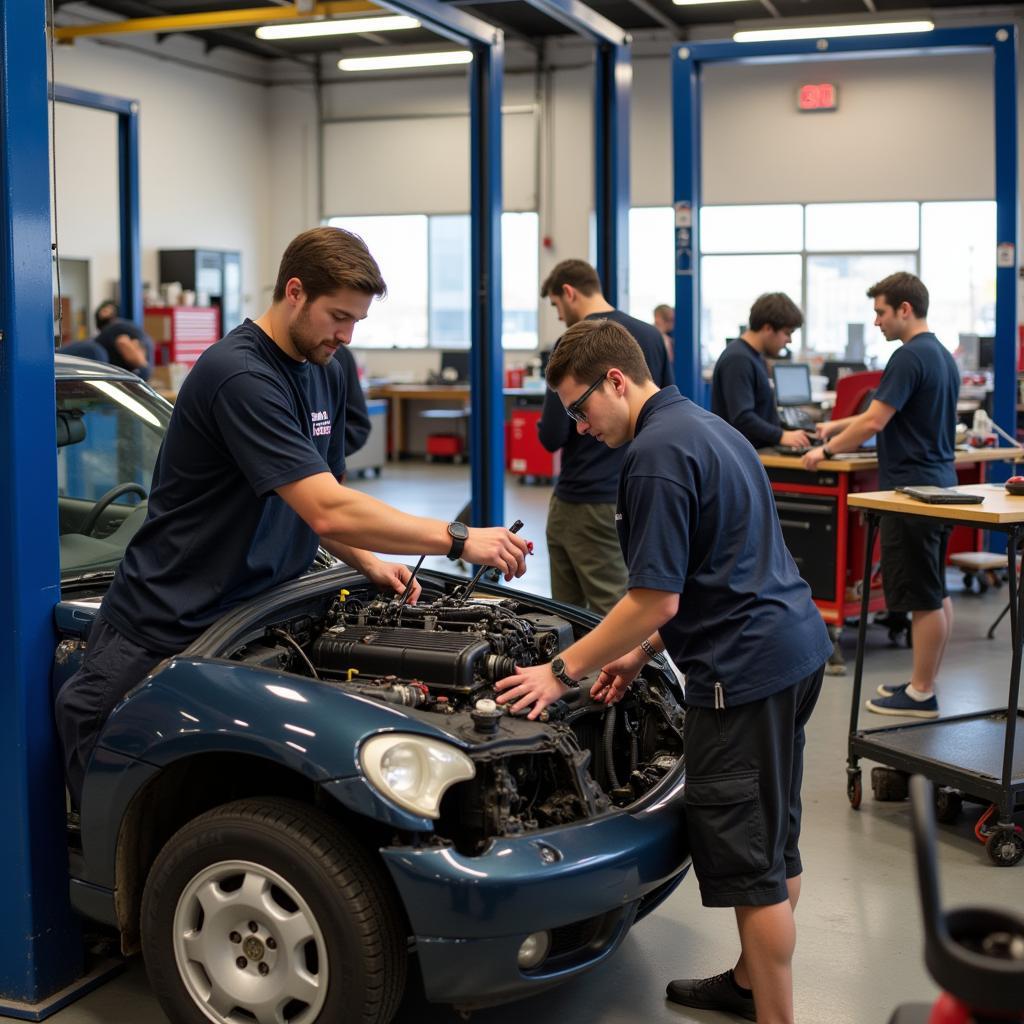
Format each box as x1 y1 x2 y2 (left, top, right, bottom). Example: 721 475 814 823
55 227 531 807
711 292 811 450
537 258 673 614
496 319 830 1024
803 272 958 719
92 300 153 380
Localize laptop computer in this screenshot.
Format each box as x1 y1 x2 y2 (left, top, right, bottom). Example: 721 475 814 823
773 363 816 432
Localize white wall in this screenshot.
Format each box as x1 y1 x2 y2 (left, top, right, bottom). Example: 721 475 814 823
53 36 273 321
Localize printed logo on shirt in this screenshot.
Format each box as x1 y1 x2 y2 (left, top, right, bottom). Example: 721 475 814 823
615 512 623 521
311 410 332 437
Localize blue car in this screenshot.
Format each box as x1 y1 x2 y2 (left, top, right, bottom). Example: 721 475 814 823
52 354 691 1024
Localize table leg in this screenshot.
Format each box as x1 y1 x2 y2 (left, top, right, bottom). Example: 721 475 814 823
847 512 879 805
998 526 1023 821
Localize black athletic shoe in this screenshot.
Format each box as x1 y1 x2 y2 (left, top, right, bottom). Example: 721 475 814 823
666 970 757 1021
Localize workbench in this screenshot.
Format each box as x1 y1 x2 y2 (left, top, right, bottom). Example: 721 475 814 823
367 384 469 460
758 447 1013 628
845 483 1024 867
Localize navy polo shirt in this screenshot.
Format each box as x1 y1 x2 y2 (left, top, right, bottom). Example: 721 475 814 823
538 309 673 504
710 338 782 449
873 332 959 489
617 387 832 708
102 320 347 654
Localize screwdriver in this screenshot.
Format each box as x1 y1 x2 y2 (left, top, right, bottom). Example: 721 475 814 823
458 519 524 602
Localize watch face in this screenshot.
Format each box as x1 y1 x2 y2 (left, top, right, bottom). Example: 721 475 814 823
448 521 469 541
551 657 565 674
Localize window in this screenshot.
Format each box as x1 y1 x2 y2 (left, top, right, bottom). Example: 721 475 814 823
702 254 803 363
921 201 997 353
326 215 429 349
629 200 996 366
627 207 675 325
327 212 539 350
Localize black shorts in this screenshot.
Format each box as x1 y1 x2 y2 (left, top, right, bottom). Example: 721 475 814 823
880 515 951 613
682 666 824 908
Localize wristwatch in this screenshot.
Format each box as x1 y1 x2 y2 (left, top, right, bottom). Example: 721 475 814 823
446 521 469 560
550 656 580 688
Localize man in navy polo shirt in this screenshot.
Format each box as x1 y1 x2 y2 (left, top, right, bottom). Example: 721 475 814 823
711 292 810 450
537 258 673 614
55 227 530 808
496 318 830 1024
802 272 958 719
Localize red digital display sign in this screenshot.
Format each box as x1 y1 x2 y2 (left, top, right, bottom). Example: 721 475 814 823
798 83 838 112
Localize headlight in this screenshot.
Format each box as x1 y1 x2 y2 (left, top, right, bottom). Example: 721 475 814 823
360 733 476 819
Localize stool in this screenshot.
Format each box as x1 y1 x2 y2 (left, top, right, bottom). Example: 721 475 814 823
420 407 469 464
949 551 1007 595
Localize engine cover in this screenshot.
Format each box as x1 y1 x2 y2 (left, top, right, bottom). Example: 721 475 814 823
312 624 494 695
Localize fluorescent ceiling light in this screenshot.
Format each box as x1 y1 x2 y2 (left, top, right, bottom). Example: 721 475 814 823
257 15 419 40
673 1 751 6
735 20 933 43
338 50 473 71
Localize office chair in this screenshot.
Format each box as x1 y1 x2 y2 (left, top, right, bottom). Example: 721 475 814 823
833 370 883 420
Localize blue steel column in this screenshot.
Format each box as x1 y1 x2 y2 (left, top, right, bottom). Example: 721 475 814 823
594 42 630 308
118 101 142 322
672 46 702 403
0 0 85 1002
469 37 505 527
992 25 1018 474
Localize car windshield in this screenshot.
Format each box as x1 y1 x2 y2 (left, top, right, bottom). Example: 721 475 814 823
57 376 171 580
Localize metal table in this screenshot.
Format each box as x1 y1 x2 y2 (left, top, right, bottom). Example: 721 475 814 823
846 484 1024 866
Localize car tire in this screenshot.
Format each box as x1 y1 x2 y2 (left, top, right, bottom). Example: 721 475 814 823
141 797 406 1024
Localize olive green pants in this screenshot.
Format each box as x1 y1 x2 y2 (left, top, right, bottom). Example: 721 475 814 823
546 494 627 616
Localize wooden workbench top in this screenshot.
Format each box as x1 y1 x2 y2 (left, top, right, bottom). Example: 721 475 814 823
848 484 1024 525
758 446 1017 473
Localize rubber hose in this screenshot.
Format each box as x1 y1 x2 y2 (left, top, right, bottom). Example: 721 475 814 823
603 705 620 790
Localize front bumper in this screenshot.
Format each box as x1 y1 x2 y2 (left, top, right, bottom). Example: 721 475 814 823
379 774 690 1007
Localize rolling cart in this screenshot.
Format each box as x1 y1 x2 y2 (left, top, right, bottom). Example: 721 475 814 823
846 485 1024 867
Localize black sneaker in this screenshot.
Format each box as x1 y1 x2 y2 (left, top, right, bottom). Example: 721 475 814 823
666 970 757 1021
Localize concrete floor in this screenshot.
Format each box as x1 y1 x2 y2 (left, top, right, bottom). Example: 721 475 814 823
48 465 1023 1024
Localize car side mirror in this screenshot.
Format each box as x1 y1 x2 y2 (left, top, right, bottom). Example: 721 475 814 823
57 408 86 448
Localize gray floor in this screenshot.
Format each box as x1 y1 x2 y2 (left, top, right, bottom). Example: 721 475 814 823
47 465 1023 1024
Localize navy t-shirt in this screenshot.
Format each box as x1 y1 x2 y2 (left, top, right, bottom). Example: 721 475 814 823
710 338 782 449
873 333 959 489
102 320 347 654
617 387 832 708
538 309 673 504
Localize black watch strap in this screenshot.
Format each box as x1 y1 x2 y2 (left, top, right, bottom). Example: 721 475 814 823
446 522 468 560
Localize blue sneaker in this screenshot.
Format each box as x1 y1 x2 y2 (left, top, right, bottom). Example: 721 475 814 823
866 688 938 719
877 681 910 698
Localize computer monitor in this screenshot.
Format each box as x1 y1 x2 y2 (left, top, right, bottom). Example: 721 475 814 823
773 363 812 406
978 336 995 371
822 360 867 390
439 349 470 383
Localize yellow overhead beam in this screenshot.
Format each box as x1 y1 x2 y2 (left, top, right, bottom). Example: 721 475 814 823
55 2 380 43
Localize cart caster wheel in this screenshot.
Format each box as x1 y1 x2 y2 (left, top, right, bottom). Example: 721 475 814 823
453 455 464 464
985 827 1024 867
977 578 989 595
961 573 976 593
871 766 909 802
847 770 862 810
934 787 963 824
425 453 434 463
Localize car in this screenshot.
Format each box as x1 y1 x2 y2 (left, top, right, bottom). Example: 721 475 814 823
51 353 691 1024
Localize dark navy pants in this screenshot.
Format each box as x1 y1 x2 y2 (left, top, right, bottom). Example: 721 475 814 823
55 613 165 807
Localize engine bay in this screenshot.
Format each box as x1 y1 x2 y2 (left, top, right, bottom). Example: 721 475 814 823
229 578 686 853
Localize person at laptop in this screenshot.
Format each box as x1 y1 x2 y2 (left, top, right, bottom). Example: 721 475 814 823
711 292 811 450
802 272 959 719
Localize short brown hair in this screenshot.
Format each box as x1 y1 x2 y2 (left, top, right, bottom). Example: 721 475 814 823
749 292 803 332
273 227 387 303
867 272 929 318
546 319 653 389
540 259 602 299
